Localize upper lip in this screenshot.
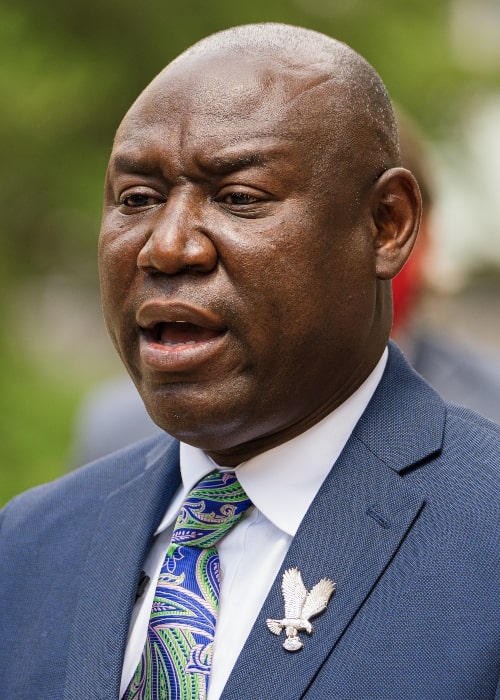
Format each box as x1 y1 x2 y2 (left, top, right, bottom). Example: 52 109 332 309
136 300 227 331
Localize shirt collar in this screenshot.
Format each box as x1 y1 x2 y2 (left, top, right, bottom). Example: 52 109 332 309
156 348 387 536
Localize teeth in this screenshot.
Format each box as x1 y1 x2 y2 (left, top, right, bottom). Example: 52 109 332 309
148 320 222 347
163 340 198 346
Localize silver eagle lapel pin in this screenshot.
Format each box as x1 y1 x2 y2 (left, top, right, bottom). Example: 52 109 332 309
266 567 336 651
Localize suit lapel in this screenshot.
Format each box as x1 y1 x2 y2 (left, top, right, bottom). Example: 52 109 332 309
222 437 425 699
63 437 181 700
222 344 445 699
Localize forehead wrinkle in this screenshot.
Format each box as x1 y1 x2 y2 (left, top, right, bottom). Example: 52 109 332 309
195 135 299 173
108 131 297 187
275 71 339 118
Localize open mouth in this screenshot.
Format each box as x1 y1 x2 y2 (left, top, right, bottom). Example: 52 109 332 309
146 321 225 347
136 301 229 371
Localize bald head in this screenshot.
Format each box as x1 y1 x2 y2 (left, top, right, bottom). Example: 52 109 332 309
191 25 397 162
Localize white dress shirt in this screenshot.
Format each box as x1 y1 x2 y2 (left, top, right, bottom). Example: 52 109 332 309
120 349 387 698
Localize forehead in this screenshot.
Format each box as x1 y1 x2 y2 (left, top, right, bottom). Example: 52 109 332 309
114 51 338 159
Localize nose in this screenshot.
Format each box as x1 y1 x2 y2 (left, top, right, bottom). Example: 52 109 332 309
137 190 218 275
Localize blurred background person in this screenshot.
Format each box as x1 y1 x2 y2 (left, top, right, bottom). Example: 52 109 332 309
70 373 162 465
392 110 500 423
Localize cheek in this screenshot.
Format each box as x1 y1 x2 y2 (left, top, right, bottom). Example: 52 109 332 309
282 234 376 345
98 228 142 337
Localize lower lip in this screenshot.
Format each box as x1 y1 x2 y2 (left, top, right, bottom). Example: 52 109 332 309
139 331 228 373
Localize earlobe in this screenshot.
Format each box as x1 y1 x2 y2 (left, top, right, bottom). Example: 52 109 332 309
371 167 422 280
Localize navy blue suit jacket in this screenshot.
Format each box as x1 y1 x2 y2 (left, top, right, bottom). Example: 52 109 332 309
1 344 499 699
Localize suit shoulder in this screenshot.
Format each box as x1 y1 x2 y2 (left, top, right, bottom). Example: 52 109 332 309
418 402 500 511
444 400 500 449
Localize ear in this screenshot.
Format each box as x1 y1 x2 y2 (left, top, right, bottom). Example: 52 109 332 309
370 167 422 280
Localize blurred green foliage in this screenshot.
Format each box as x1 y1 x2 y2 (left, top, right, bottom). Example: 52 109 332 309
1 0 499 504
0 332 82 501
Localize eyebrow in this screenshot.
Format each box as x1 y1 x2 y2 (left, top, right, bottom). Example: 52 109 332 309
207 153 265 175
109 154 159 175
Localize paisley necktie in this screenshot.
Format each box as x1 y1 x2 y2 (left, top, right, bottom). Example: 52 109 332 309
123 470 252 700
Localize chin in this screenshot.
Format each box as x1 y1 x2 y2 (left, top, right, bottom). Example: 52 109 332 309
144 388 242 444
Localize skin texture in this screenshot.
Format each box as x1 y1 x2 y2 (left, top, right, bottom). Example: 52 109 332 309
99 24 421 466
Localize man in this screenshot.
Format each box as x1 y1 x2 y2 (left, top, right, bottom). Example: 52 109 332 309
68 111 500 470
1 23 499 699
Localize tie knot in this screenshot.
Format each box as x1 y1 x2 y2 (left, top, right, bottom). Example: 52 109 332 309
171 471 252 549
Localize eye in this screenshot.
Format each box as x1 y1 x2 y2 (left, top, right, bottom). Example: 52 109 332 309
118 187 165 211
215 186 272 217
221 192 259 206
